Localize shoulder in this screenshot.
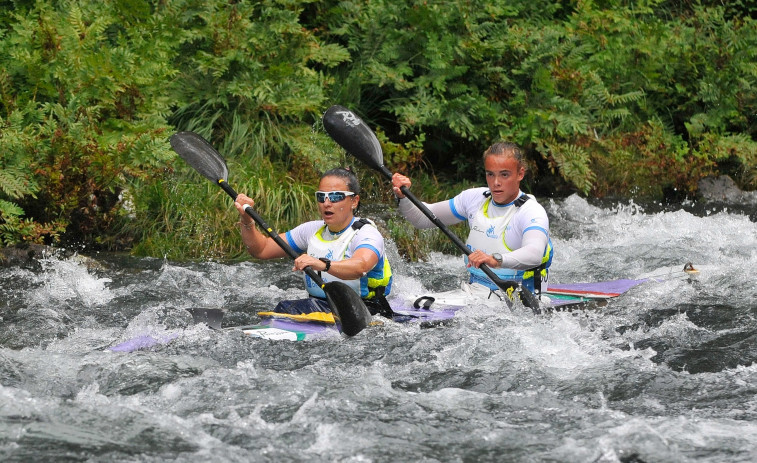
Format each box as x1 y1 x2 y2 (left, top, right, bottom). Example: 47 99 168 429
455 187 489 202
352 218 384 256
353 218 384 240
453 187 489 210
519 195 548 215
515 195 549 229
290 220 324 237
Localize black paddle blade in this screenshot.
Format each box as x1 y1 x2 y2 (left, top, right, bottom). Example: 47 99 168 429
186 307 224 330
322 281 372 336
518 289 541 314
322 105 384 171
170 131 229 183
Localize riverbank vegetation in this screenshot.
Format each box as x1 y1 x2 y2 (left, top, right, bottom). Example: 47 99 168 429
1 0 755 259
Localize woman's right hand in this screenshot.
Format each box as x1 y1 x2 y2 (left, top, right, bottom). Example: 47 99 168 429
234 193 255 222
392 173 412 199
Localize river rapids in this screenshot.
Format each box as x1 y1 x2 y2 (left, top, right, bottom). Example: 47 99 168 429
1 194 756 462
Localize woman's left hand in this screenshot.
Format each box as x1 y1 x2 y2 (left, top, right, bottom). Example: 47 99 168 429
467 250 496 269
293 254 327 272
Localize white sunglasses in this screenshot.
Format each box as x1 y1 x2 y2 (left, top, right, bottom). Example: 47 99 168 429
315 190 356 203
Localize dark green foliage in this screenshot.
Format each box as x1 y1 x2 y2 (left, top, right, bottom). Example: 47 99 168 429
0 0 349 256
659 0 757 20
313 0 756 197
0 0 176 247
0 0 755 258
140 0 351 258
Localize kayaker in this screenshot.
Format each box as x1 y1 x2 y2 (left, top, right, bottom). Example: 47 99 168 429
234 167 393 316
391 142 553 296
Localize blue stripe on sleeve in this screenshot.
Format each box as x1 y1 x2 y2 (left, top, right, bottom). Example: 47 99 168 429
449 198 466 221
355 243 381 261
285 231 305 254
523 226 548 237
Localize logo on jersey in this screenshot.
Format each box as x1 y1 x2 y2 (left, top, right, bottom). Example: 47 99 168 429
486 224 497 239
336 110 361 127
325 249 334 259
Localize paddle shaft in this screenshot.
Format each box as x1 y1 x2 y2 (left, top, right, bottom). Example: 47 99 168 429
217 179 327 287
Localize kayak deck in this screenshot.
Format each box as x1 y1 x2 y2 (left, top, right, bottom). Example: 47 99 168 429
244 302 463 340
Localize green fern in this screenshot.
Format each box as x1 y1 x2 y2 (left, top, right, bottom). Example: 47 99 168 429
0 168 35 199
539 139 596 194
0 198 23 217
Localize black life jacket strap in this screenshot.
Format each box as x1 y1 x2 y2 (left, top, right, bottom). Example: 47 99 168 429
513 195 530 207
351 218 372 230
528 262 547 296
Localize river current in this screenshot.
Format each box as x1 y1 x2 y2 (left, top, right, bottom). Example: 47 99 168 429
1 194 756 462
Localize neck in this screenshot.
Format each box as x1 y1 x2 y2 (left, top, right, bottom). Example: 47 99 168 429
328 216 355 234
492 192 520 206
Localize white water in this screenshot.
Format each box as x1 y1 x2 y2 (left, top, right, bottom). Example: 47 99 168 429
1 195 756 462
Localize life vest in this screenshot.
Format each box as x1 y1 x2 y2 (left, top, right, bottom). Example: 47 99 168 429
464 194 553 294
303 218 393 300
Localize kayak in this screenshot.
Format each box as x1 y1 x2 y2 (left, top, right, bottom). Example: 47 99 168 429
108 263 699 351
108 299 462 350
546 262 700 307
238 301 462 341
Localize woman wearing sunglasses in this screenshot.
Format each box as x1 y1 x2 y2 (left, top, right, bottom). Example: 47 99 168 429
234 167 393 316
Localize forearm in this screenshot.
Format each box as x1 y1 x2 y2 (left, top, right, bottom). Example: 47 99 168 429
239 220 285 259
397 197 461 229
323 258 372 280
235 193 285 259
239 220 267 257
309 247 378 281
500 230 548 270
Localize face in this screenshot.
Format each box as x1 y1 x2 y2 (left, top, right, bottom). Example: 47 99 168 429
317 176 358 231
484 154 525 204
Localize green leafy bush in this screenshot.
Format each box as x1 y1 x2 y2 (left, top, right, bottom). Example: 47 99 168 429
0 0 176 246
1 0 754 259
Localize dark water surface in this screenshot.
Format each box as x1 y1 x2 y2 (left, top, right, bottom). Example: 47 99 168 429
1 194 756 462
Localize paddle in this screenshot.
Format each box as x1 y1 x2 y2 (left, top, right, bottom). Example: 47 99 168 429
321 105 541 313
169 131 373 336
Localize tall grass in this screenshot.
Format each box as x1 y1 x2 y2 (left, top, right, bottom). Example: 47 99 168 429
124 159 319 260
122 134 479 261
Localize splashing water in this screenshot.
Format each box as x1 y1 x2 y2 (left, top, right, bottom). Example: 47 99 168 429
1 195 756 462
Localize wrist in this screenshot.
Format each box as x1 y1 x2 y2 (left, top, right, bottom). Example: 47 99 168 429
491 253 503 268
318 257 331 272
237 220 254 231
